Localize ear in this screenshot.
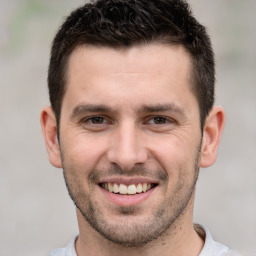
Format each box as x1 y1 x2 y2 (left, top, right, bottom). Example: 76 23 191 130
40 106 62 168
200 106 225 168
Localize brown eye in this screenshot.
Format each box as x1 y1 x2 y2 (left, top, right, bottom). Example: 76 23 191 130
90 116 105 124
80 115 112 132
145 116 176 132
153 117 167 124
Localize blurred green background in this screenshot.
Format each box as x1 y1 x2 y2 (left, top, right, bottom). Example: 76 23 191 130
0 0 255 255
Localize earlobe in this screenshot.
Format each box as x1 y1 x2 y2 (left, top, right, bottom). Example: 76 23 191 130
40 106 62 168
200 106 225 168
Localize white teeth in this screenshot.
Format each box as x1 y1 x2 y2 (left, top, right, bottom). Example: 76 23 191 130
127 184 136 195
102 182 154 195
108 183 113 193
136 183 143 193
113 183 119 193
142 183 148 192
119 184 128 194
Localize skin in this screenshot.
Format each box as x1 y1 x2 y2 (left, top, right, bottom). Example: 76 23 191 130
41 44 225 256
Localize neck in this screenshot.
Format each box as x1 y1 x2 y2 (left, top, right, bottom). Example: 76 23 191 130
75 198 204 256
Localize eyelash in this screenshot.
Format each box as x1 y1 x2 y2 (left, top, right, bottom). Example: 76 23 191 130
145 116 172 125
81 115 174 125
82 116 110 125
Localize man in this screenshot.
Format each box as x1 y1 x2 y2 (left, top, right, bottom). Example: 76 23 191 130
40 0 236 255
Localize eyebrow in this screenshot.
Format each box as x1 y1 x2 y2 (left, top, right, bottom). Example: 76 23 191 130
71 104 113 118
70 103 186 119
139 103 186 116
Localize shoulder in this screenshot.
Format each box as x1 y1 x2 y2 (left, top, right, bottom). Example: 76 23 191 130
49 248 67 256
195 224 241 256
49 237 77 256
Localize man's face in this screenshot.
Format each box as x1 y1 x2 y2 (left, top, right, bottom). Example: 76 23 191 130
59 44 202 246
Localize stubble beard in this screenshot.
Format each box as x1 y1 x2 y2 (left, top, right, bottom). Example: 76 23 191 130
61 149 201 248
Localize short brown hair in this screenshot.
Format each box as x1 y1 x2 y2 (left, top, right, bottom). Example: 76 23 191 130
48 0 215 129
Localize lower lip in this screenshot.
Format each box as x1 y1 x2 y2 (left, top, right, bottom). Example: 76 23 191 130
99 186 157 207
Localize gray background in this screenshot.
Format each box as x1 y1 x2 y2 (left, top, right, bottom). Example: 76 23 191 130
0 0 255 255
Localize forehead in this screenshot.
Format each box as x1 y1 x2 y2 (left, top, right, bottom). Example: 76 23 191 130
63 44 197 114
66 43 192 81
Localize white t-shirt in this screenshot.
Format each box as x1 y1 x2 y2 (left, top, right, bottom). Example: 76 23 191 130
49 225 240 256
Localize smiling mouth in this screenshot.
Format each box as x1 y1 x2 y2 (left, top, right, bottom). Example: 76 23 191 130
100 183 157 195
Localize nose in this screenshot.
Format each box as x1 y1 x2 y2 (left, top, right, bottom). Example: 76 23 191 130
106 122 147 171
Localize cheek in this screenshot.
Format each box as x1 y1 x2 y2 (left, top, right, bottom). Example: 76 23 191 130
151 135 198 174
60 132 110 172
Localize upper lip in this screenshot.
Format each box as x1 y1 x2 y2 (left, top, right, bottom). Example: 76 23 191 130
98 177 159 186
